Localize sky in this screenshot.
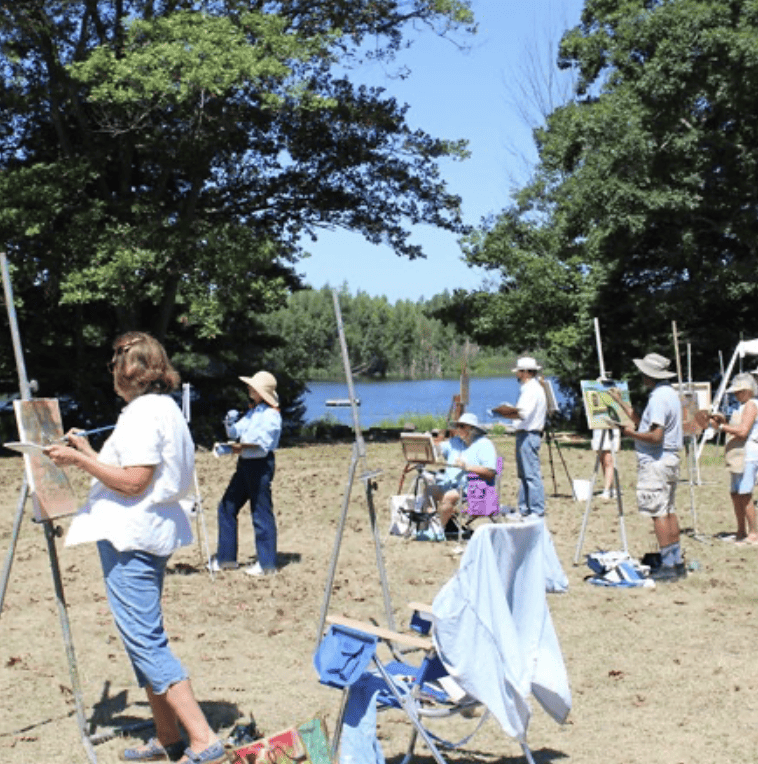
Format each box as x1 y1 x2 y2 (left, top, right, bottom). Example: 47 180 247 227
296 0 586 304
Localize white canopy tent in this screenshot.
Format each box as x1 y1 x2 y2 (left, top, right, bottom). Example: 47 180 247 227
697 339 758 459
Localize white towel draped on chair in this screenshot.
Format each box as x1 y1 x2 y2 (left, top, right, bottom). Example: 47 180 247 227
432 520 572 744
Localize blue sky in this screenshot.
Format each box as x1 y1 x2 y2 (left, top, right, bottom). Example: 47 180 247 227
296 0 586 303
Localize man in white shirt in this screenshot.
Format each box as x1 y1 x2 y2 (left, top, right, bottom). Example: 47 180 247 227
494 357 548 516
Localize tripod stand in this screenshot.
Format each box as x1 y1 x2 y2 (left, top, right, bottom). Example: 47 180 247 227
543 416 575 498
315 289 396 648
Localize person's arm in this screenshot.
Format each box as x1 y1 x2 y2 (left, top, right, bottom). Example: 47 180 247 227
608 388 641 428
717 400 758 440
43 443 155 497
454 457 496 482
621 422 663 445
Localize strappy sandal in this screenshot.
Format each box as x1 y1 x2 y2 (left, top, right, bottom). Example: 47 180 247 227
120 737 186 762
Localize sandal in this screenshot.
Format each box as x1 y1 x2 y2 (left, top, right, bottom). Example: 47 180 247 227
180 741 227 764
120 737 186 762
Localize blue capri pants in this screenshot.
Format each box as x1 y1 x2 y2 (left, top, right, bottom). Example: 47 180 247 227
97 540 187 694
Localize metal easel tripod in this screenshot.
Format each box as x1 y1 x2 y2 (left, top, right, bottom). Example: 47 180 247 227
315 289 396 648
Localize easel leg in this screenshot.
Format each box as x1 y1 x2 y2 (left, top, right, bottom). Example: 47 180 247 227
45 521 98 764
573 451 601 565
611 451 629 555
0 478 28 617
316 443 360 647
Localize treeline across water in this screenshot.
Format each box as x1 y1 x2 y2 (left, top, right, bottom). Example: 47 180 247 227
261 286 514 380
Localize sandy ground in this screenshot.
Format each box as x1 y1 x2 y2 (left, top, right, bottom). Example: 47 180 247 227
0 433 756 764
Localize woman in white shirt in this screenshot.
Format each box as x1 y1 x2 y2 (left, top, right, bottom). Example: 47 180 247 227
45 332 224 764
710 373 758 545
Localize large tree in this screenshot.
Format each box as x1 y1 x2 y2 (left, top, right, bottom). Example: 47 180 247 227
0 1 473 427
442 0 758 403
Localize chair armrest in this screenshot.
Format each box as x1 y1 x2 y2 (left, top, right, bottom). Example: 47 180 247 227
325 615 433 651
407 602 433 617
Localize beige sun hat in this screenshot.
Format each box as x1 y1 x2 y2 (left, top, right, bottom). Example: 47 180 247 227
512 356 542 372
450 412 487 433
633 352 676 379
239 370 279 407
726 372 757 395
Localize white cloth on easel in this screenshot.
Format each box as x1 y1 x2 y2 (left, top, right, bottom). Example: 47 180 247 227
432 522 571 744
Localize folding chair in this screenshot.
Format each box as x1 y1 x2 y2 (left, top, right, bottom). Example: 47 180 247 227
314 520 571 764
389 433 445 541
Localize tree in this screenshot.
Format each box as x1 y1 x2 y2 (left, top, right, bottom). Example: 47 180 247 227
443 0 758 403
0 0 474 432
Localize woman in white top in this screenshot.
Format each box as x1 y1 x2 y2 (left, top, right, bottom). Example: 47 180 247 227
710 373 758 545
45 332 225 764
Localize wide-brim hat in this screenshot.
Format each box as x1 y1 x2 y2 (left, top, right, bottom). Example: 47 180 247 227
633 353 676 379
239 371 279 407
726 373 757 395
512 356 542 372
450 412 486 433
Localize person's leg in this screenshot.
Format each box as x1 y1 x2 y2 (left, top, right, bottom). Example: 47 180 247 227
520 431 545 516
215 463 249 564
438 489 461 529
731 491 748 539
600 451 614 494
97 543 218 758
515 432 528 514
147 680 219 758
244 454 278 570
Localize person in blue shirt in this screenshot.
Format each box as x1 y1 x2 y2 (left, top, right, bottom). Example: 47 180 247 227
430 412 498 532
210 371 281 576
610 352 685 582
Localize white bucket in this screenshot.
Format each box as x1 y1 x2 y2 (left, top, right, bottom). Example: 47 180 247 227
573 479 592 502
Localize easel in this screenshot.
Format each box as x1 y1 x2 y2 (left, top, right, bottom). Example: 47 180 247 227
181 383 214 574
672 325 708 543
0 253 99 762
315 289 396 648
539 376 574 498
573 318 628 564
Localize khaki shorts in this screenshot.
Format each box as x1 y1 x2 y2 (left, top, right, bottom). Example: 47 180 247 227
636 452 680 517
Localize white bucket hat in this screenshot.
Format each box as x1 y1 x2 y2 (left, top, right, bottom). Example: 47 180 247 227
239 370 279 407
450 412 487 433
726 373 757 395
512 356 542 372
633 353 676 379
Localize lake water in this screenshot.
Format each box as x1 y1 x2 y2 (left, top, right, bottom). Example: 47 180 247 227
302 377 567 428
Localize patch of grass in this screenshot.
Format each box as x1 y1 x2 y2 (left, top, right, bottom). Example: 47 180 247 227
373 412 449 431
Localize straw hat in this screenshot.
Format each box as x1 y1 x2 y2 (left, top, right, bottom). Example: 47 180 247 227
239 371 279 407
726 373 757 395
633 353 675 379
512 356 542 372
450 412 487 433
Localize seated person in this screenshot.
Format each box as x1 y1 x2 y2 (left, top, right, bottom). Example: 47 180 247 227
429 412 498 530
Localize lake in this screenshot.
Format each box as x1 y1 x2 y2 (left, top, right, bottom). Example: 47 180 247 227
301 377 567 428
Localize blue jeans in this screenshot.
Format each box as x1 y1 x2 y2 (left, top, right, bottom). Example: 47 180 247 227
217 453 277 570
516 431 545 516
97 540 187 694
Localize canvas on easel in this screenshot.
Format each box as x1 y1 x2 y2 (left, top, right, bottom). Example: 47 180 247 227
673 382 712 437
12 398 78 521
580 380 634 430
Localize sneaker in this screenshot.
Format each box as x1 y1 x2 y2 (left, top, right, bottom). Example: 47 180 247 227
649 563 687 583
206 556 238 573
120 738 185 762
244 561 276 577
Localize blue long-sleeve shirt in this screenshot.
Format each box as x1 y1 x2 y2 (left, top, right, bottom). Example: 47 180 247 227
225 403 281 459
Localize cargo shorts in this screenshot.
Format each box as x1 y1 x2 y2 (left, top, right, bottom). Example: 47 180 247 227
636 451 680 517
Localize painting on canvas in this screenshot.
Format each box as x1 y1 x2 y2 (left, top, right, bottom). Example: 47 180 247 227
12 399 78 521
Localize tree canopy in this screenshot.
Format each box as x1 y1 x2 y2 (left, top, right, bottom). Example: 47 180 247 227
441 0 758 402
0 0 474 431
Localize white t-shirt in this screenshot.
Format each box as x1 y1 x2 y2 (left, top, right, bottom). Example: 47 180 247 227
515 377 547 432
741 399 758 462
65 394 194 556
